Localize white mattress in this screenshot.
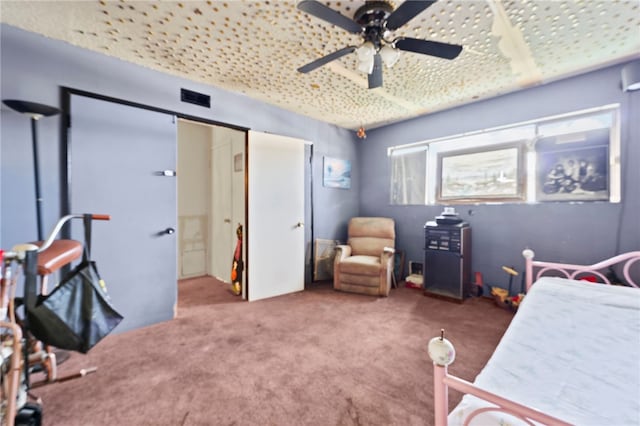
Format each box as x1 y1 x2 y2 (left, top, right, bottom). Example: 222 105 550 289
449 277 640 426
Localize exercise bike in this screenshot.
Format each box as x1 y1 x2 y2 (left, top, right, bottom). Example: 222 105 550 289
1 213 112 426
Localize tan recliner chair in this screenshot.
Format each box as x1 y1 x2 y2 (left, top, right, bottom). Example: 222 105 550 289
334 217 395 297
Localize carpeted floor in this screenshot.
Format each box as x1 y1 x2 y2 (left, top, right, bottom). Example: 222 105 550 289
32 277 513 426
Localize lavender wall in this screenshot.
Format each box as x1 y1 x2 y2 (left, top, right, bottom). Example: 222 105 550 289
0 24 359 255
2 23 637 296
359 61 640 290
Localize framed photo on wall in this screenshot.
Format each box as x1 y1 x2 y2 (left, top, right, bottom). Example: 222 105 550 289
323 157 351 189
537 144 609 202
437 143 524 203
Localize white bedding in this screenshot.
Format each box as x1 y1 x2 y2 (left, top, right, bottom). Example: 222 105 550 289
449 277 640 426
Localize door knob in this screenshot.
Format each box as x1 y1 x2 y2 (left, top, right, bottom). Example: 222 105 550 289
155 227 175 237
296 222 304 228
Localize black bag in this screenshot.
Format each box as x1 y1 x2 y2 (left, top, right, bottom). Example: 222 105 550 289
26 215 123 353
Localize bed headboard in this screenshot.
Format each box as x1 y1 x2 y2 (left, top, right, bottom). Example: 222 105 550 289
522 249 640 291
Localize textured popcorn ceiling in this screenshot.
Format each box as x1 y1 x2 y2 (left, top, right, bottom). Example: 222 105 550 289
1 0 639 130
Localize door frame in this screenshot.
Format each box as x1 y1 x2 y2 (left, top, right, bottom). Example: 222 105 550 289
60 87 248 236
177 119 248 293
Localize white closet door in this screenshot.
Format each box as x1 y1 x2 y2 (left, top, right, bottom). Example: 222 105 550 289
247 131 307 301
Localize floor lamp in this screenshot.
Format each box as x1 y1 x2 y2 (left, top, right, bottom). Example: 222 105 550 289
2 99 70 380
2 99 60 241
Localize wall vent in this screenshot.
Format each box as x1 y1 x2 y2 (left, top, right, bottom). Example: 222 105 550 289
180 88 210 108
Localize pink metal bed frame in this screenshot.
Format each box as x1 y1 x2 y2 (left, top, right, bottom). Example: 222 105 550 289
429 249 640 426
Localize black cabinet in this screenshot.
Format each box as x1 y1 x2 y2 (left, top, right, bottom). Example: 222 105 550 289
423 221 471 302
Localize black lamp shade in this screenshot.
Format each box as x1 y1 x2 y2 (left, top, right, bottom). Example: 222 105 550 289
3 99 60 117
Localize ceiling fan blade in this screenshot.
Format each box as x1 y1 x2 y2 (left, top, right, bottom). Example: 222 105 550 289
385 0 436 31
297 0 362 34
395 37 463 60
297 46 357 73
368 53 383 89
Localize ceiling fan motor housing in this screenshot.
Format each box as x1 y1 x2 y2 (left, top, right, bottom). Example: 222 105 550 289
354 1 394 47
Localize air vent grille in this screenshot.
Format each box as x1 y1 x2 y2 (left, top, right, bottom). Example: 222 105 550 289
180 88 210 108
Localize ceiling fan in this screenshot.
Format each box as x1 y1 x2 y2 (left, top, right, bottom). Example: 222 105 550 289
296 0 463 89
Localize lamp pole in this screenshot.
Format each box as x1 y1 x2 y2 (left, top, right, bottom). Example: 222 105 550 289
2 99 60 241
30 116 45 240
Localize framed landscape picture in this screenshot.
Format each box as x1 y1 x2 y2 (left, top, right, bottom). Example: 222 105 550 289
437 144 524 203
323 157 351 189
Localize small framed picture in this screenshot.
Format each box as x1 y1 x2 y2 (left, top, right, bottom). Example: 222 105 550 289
323 157 351 189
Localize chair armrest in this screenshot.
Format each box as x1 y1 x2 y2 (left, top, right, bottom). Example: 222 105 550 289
381 247 394 264
335 245 352 263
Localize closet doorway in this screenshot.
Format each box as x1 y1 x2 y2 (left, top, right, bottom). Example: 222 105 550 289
65 88 310 331
177 119 246 299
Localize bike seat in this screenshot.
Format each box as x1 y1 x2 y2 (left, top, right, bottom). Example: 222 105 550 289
33 240 83 276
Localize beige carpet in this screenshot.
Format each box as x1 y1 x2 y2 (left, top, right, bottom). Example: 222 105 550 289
31 277 513 426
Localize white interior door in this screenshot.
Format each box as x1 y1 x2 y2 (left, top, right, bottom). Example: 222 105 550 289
69 94 177 332
248 131 307 301
210 126 246 288
210 138 232 281
177 120 211 279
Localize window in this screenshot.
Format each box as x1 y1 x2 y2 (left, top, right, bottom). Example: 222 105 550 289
389 146 427 205
388 105 620 205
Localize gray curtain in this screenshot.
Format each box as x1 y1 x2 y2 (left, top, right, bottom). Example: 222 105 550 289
389 148 427 205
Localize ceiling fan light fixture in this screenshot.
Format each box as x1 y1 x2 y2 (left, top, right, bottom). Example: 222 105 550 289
356 41 375 60
357 55 375 74
380 44 400 68
356 42 376 74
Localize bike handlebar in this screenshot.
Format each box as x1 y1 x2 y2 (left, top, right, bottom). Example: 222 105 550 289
1 214 110 261
38 214 110 253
